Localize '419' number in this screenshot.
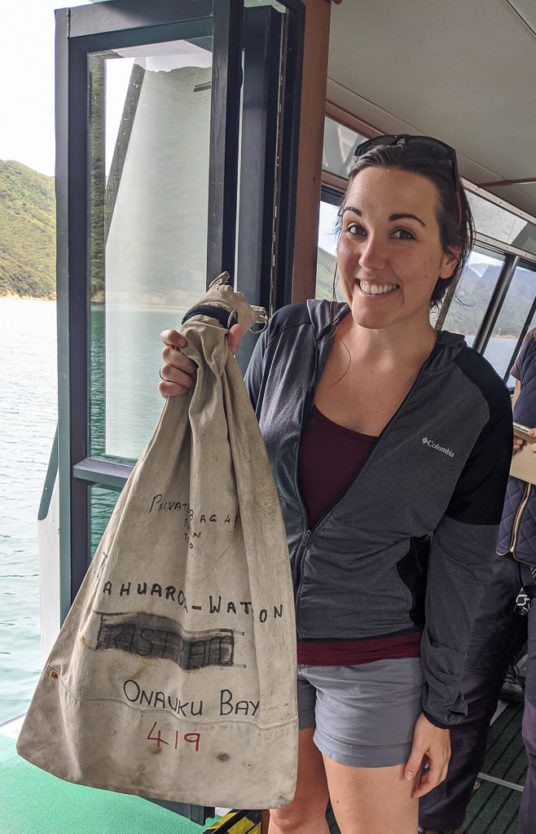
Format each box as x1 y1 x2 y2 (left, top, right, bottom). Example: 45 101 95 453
146 721 201 752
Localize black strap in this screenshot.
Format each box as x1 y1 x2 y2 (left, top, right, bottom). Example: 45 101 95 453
181 304 234 329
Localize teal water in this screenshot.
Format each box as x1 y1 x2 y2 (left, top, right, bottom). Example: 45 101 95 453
0 298 57 724
0 298 182 724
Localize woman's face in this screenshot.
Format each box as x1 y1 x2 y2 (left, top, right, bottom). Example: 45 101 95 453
337 166 458 332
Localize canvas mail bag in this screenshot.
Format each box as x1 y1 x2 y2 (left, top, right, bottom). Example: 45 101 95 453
17 276 298 809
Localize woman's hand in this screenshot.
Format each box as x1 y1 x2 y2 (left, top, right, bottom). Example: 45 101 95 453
513 434 525 454
530 430 536 458
403 712 451 798
512 427 536 456
158 324 243 398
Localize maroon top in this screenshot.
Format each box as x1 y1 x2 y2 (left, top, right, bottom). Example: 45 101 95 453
298 404 377 528
297 404 422 665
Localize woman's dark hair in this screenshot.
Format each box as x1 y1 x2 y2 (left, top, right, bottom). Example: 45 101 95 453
337 143 475 307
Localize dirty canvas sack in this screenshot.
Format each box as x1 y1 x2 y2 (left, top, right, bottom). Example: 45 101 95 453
17 275 298 809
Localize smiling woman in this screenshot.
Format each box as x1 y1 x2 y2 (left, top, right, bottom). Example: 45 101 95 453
159 134 514 834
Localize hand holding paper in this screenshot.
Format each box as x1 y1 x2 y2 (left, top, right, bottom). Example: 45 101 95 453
510 423 536 484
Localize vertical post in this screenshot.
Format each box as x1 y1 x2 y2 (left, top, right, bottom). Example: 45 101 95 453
237 6 281 312
56 8 90 614
206 0 244 283
291 0 332 302
55 8 72 624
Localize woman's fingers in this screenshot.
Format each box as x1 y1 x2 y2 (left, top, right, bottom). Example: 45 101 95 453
158 357 197 396
158 322 243 398
160 328 186 350
227 323 243 355
513 436 524 453
161 344 197 376
404 713 450 798
159 329 196 397
158 375 193 398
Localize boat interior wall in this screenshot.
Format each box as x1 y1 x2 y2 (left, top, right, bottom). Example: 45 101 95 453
327 0 536 219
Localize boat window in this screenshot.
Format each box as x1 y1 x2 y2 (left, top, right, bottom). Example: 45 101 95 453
467 188 536 258
436 250 505 344
483 262 536 384
315 199 341 300
322 116 366 179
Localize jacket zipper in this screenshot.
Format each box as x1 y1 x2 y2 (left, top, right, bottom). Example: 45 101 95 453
292 333 436 631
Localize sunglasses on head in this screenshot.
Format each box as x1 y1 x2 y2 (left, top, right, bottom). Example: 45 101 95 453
353 134 462 227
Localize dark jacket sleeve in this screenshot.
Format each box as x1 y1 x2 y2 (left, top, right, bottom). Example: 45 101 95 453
420 378 513 726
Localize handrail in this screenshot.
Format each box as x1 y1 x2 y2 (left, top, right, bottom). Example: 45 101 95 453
37 425 58 522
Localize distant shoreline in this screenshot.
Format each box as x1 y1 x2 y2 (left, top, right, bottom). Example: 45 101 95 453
0 297 521 342
0 295 55 302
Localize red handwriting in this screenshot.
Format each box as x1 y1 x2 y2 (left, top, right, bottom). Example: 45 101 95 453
146 721 200 752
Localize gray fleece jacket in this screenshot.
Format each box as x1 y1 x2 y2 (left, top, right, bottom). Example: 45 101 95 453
245 300 512 727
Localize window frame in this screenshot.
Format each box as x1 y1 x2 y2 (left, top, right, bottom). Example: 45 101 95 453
55 0 304 619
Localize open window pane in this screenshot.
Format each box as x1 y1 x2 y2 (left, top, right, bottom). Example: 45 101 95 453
88 38 213 461
483 263 536 382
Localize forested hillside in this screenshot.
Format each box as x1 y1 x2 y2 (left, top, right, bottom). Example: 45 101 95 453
0 161 55 298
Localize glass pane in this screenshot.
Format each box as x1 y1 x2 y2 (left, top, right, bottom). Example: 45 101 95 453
89 484 122 557
468 190 536 258
507 309 536 389
439 250 504 344
322 117 366 179
483 263 536 382
316 200 347 301
87 37 213 461
316 200 338 299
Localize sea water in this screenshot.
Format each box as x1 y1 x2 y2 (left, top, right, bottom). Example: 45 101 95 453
0 298 57 724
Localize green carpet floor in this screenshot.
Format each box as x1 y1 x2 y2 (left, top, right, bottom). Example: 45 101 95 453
0 731 219 834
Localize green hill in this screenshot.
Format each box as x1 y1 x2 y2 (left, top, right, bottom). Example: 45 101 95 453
0 161 55 298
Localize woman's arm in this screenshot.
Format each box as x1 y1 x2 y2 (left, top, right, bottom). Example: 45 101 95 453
420 380 513 728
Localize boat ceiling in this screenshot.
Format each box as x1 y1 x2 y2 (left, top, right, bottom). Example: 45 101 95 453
327 0 536 220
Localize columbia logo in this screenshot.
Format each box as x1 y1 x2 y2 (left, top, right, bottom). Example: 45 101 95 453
422 437 455 458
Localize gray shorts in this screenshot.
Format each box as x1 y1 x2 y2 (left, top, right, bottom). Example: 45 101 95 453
297 658 424 768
